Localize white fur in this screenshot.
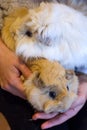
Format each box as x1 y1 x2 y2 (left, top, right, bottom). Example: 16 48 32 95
16 3 87 73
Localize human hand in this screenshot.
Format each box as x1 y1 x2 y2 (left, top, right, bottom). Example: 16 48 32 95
32 74 87 129
0 39 31 98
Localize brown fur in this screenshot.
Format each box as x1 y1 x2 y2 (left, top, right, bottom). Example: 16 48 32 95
24 58 78 113
1 7 28 50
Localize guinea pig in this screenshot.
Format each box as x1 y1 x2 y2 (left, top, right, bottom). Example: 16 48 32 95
2 2 87 74
24 58 78 113
1 4 79 113
23 58 78 113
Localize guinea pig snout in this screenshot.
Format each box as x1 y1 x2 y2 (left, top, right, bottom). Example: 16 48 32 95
43 101 62 113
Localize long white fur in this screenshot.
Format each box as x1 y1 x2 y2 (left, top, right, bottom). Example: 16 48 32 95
16 2 87 73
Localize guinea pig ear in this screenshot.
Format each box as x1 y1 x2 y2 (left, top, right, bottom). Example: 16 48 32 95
33 72 40 84
33 72 45 89
10 18 22 34
65 70 75 80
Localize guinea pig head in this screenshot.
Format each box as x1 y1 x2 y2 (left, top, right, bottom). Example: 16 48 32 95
24 60 78 113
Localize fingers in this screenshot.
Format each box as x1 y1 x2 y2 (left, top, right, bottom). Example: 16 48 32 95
17 61 31 79
10 74 27 99
71 95 85 109
32 112 58 120
20 64 31 78
41 104 83 129
0 77 26 99
32 95 86 129
1 85 26 99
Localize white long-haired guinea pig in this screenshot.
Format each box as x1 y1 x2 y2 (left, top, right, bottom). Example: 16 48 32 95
2 2 87 74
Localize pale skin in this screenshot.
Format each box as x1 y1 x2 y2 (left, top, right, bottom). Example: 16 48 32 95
0 38 31 98
32 74 87 129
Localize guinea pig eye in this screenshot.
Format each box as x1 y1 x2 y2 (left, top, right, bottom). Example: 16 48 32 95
25 31 32 37
67 86 69 91
49 91 56 99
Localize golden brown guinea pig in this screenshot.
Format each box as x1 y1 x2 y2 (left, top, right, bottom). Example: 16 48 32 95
1 6 79 113
24 58 78 113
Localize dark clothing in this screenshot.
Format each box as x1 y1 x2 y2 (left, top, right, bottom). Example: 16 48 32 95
0 88 87 130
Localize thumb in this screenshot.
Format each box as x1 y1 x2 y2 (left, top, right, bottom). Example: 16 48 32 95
17 62 32 78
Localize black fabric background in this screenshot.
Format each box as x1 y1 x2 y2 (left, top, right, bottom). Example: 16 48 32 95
0 88 87 130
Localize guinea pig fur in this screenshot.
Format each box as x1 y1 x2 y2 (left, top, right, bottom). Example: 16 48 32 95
2 2 87 74
23 58 78 113
1 3 79 113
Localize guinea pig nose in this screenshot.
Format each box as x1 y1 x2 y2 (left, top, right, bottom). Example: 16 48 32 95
49 91 56 99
